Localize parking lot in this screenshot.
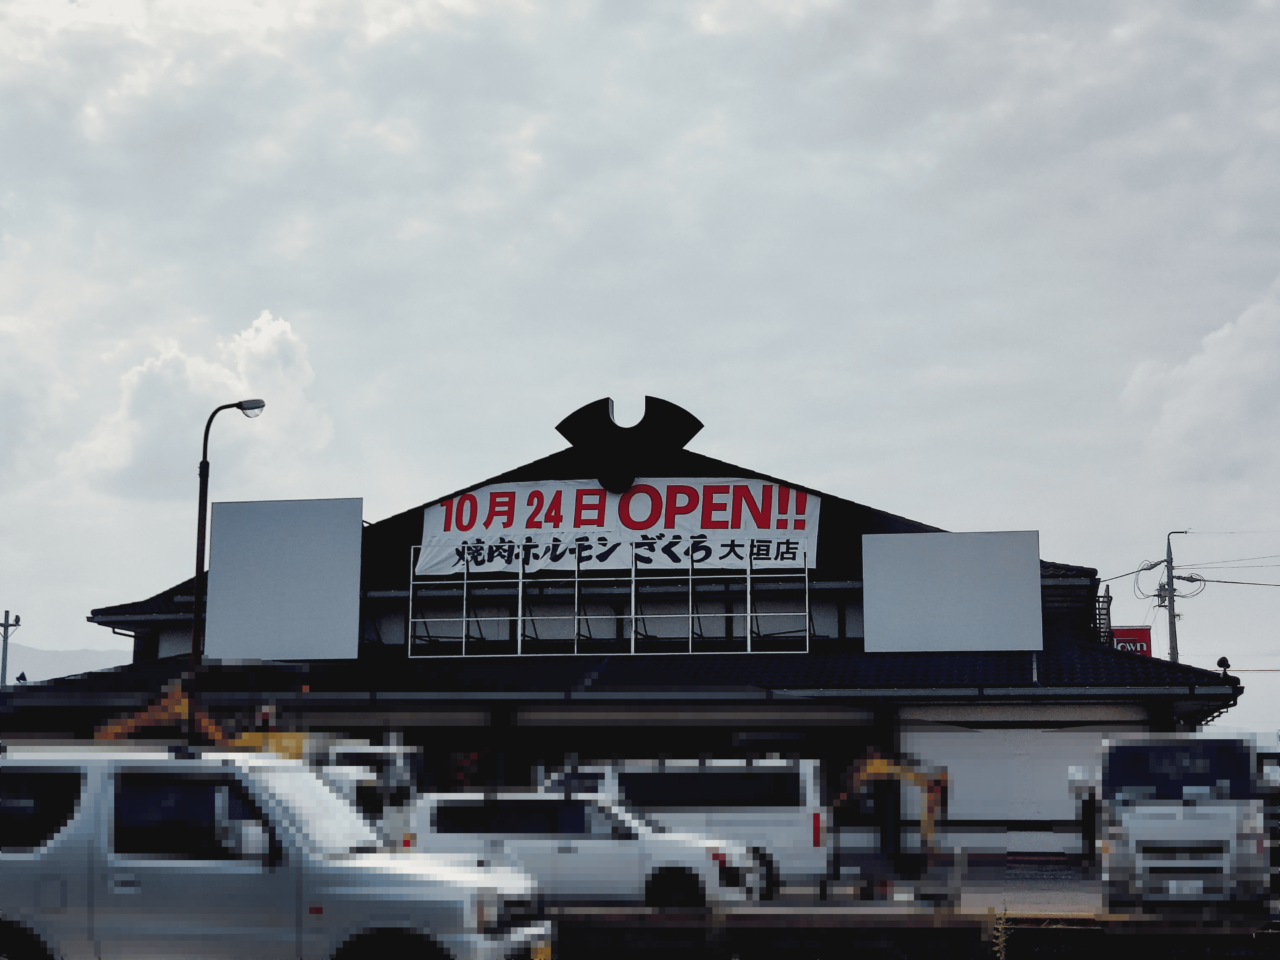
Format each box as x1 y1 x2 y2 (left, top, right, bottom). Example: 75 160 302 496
554 863 1280 960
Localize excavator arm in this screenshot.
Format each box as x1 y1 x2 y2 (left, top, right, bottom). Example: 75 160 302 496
838 751 948 857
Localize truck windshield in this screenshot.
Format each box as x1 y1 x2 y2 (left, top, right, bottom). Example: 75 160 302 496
254 768 386 855
1104 741 1254 801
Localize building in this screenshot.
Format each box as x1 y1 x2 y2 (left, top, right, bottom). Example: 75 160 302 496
8 397 1244 859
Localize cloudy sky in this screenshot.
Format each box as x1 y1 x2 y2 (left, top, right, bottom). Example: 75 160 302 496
3 0 1280 716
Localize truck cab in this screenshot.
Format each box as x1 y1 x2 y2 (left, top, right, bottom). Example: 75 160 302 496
1081 737 1268 918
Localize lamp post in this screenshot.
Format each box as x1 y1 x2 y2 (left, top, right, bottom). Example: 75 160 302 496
191 399 265 669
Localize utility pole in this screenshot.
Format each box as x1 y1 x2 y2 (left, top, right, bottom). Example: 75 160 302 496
1 610 19 688
1163 531 1188 663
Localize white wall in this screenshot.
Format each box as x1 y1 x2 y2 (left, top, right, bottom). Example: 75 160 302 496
895 725 1119 852
900 726 1108 823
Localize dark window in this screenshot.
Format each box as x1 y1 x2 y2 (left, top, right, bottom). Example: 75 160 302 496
0 769 85 852
1104 742 1255 801
550 773 604 794
434 799 588 835
618 771 802 809
115 773 266 860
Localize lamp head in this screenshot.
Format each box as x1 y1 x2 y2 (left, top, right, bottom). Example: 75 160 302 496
237 399 265 419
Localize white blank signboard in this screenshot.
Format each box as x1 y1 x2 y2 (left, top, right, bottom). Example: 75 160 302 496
206 498 362 661
863 531 1043 652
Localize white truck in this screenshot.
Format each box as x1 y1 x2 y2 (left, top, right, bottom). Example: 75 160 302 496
1074 737 1269 918
0 746 552 960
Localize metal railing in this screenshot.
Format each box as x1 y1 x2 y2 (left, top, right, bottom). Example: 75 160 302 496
407 544 810 657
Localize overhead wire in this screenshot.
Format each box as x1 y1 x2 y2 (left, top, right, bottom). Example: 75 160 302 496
1100 566 1149 582
1176 553 1280 568
1177 564 1280 571
1187 578 1280 587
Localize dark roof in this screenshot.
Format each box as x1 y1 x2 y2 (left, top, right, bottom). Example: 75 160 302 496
13 633 1230 698
359 447 941 591
90 578 195 621
88 396 1107 623
1040 560 1098 580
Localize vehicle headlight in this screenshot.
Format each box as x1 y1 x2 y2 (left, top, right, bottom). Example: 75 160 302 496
474 891 543 936
708 848 744 888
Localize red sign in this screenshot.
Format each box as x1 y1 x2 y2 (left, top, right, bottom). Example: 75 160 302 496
1113 626 1152 657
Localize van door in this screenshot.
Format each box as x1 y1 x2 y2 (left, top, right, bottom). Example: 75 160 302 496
493 799 640 903
620 768 818 882
95 768 295 960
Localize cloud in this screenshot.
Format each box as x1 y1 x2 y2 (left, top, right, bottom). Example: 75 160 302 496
1123 278 1280 484
57 311 331 501
2 0 1280 666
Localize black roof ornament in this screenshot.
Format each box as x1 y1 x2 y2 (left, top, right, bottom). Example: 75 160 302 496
556 397 703 494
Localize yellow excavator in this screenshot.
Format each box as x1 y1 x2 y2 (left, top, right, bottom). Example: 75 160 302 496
93 678 311 759
836 748 949 859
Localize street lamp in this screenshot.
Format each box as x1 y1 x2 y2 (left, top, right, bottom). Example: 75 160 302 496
191 399 265 668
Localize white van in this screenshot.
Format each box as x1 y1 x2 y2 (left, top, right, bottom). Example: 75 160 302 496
0 746 551 960
411 792 761 907
540 758 828 893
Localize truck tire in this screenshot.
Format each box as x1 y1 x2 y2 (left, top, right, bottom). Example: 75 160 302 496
645 869 706 909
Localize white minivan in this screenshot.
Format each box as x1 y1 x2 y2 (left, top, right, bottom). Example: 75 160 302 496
410 792 761 908
540 758 828 894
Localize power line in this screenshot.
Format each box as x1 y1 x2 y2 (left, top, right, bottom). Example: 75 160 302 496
1185 530 1280 536
1176 553 1280 568
1178 563 1280 571
1101 566 1148 582
1191 578 1280 587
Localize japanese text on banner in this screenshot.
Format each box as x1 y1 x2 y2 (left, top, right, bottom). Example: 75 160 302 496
414 478 819 575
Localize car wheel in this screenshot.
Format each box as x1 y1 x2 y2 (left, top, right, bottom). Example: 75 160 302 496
0 924 54 960
333 929 450 960
645 869 706 909
750 848 779 901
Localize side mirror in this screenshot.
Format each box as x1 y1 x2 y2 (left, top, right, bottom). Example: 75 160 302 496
222 819 272 862
1067 766 1096 800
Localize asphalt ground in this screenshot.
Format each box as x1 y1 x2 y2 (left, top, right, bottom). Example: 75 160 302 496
554 864 1280 960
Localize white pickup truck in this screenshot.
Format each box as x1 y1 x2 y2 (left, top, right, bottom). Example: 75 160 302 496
0 746 552 960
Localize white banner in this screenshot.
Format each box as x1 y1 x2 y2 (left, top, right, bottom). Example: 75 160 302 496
415 478 819 576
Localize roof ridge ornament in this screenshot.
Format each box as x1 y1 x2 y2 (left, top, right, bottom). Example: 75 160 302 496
555 396 703 494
